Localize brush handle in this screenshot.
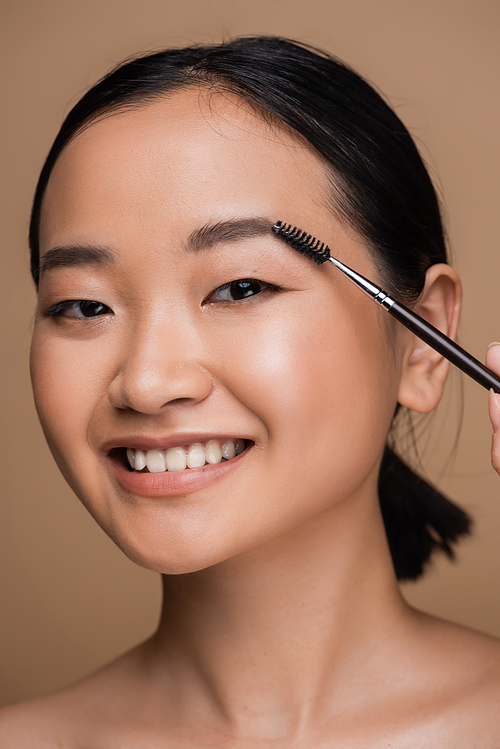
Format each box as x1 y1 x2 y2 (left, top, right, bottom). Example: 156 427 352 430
389 301 500 393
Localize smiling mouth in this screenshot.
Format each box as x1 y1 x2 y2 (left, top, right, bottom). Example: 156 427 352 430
113 438 249 474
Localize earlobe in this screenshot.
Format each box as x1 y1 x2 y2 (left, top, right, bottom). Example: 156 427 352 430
397 264 462 414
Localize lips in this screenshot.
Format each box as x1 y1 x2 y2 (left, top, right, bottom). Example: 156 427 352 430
106 436 252 498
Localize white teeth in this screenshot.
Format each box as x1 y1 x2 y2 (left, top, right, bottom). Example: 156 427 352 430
165 446 187 472
126 439 247 471
205 439 223 465
146 449 166 473
221 439 236 460
135 449 147 471
187 443 206 468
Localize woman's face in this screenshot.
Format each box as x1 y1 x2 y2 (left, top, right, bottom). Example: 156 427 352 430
31 89 403 573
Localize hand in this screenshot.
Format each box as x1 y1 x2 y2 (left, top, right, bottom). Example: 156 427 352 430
486 342 500 475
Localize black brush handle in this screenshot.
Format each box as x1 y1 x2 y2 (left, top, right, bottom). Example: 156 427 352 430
389 301 500 393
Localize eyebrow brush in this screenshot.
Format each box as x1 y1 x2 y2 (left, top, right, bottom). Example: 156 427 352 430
273 221 500 394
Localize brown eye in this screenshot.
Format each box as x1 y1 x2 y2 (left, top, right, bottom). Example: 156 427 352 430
45 300 112 318
207 279 271 303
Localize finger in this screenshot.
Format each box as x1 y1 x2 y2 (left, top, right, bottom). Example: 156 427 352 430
488 388 500 475
485 341 500 375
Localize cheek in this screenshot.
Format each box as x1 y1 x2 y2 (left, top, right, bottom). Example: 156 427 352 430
30 328 111 469
209 295 399 509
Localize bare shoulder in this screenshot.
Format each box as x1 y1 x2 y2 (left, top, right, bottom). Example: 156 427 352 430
418 610 500 681
410 611 500 742
0 679 115 748
0 696 68 748
0 646 148 748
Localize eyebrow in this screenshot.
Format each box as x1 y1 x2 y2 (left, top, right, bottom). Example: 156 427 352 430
38 245 115 278
185 217 273 252
38 217 274 280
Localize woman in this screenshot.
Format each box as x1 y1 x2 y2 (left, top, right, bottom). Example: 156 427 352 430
2 36 500 745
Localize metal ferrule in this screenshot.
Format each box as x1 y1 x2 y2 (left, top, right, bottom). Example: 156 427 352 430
374 291 395 310
328 257 398 310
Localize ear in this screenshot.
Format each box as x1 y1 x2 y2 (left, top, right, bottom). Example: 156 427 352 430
397 264 462 414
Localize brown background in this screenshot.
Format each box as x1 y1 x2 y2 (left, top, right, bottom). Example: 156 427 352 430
1 0 499 707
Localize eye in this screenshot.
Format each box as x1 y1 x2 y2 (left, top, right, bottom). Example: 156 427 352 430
205 278 277 303
44 300 113 318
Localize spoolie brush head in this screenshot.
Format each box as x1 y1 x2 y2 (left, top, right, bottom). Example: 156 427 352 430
272 221 331 265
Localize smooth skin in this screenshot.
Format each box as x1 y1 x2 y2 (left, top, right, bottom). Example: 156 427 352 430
2 89 500 747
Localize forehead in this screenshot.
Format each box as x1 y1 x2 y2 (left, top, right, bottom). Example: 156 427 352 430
39 89 331 252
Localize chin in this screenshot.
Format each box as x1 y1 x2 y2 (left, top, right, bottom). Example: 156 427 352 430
101 520 240 576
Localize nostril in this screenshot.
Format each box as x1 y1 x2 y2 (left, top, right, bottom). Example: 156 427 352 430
107 362 214 415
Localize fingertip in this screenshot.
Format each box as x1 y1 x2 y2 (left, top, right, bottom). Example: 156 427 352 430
489 388 500 434
486 342 500 372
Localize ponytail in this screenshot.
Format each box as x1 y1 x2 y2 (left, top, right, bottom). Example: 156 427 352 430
379 446 472 581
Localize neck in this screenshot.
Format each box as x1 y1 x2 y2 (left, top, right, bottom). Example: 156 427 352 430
146 492 410 740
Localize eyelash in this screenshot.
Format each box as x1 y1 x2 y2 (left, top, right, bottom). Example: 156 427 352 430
44 300 112 318
43 279 279 318
203 278 279 304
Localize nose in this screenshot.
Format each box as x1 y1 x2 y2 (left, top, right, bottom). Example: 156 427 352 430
107 318 213 414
